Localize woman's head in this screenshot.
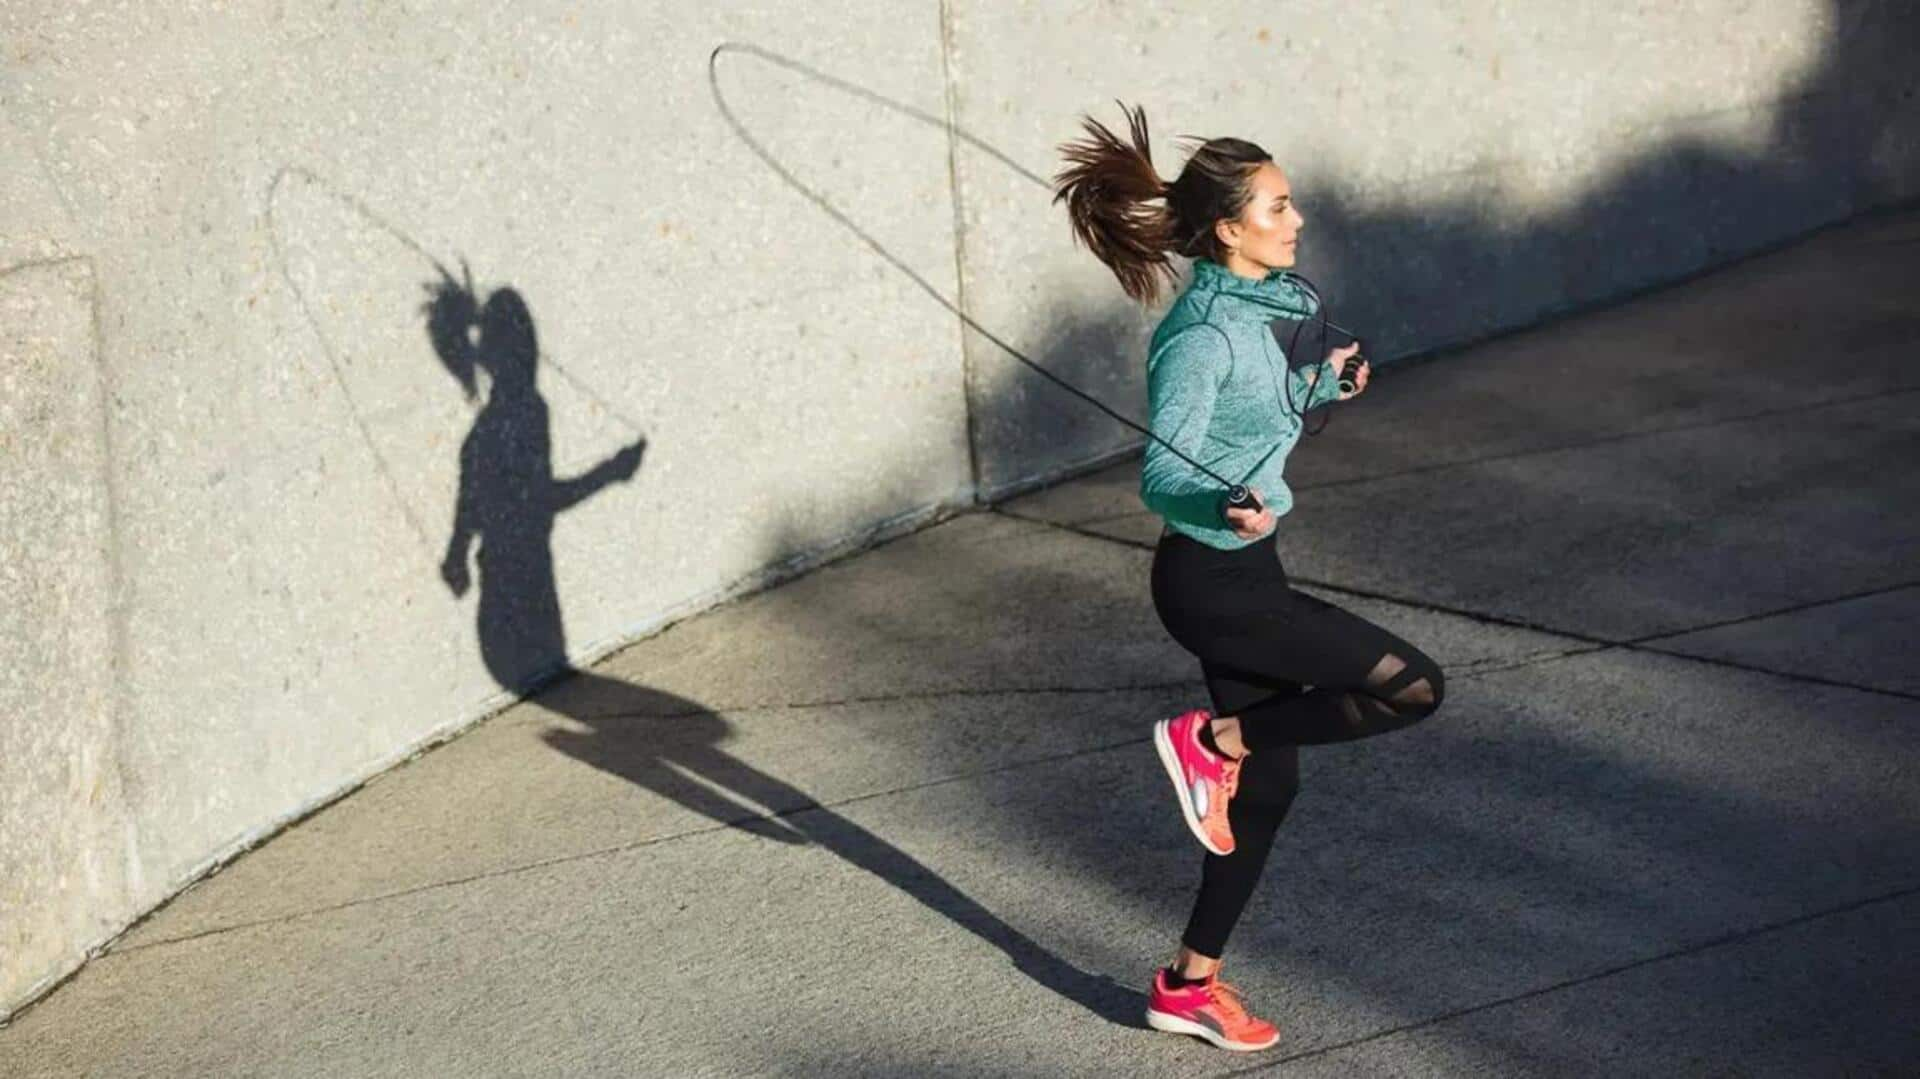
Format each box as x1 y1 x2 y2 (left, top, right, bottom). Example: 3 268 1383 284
477 287 538 387
1052 101 1305 306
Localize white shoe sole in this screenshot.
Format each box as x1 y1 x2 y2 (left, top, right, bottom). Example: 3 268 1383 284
1144 1007 1279 1052
1152 718 1231 857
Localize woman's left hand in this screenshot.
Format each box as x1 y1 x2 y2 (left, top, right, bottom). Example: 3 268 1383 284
1325 343 1369 400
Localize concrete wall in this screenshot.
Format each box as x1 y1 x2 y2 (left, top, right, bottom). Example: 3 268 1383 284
3 1 1914 1018
948 3 1920 493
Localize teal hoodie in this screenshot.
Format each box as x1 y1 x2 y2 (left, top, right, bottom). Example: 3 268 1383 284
1140 256 1343 550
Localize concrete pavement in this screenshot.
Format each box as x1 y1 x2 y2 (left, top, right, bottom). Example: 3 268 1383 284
2 208 1916 1076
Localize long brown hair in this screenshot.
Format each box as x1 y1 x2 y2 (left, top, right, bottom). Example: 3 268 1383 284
1052 100 1272 307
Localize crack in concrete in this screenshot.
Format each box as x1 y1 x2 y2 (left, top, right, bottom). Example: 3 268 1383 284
102 729 1162 955
1624 645 1920 702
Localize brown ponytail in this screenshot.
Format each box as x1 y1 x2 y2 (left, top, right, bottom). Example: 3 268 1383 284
1053 101 1274 307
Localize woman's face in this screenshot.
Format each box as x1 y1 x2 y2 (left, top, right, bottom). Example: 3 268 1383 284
1216 162 1305 270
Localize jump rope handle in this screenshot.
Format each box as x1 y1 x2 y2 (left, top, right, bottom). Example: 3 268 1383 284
1222 484 1264 521
1336 337 1366 396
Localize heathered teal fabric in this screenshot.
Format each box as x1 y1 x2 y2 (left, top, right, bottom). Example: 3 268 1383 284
1139 256 1343 550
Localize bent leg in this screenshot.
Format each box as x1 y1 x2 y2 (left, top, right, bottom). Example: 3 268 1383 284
1198 589 1447 748
1249 644 1445 747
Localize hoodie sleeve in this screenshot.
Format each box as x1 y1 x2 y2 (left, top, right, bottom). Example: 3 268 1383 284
1140 325 1233 529
1289 357 1345 411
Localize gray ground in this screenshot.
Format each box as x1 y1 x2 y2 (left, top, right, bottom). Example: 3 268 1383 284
4 209 1917 1077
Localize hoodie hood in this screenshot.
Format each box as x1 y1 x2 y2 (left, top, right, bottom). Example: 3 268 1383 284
1188 256 1319 320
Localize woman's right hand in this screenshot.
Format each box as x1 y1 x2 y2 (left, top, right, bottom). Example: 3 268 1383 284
440 552 470 598
1224 487 1275 540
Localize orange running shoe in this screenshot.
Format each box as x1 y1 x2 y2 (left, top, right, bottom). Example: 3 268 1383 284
1152 709 1241 855
1144 967 1281 1052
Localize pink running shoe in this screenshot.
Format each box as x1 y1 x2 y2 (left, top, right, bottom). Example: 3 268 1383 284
1152 708 1240 855
1145 967 1281 1052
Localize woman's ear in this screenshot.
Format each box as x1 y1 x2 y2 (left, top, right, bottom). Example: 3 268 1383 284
1213 217 1240 251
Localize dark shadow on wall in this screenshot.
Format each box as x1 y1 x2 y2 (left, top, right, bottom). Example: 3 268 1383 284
424 265 649 691
422 264 1138 1025
1300 2 1920 370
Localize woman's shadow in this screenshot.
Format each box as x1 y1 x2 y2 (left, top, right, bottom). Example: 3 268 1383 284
423 264 1134 1022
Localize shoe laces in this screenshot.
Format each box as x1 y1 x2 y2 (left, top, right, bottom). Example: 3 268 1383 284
1206 978 1253 1023
1220 754 1242 800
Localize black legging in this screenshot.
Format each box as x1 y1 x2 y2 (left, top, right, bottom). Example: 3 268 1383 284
1150 526 1447 958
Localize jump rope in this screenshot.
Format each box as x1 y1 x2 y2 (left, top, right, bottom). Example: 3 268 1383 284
709 42 1367 526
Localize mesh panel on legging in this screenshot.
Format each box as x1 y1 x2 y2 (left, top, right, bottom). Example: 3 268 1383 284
1239 648 1446 752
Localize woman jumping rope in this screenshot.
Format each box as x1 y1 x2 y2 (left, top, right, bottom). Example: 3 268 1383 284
1052 103 1448 1053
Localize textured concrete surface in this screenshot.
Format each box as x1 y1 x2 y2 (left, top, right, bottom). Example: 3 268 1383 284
3 205 1916 1075
0 257 133 1015
5 0 1920 1026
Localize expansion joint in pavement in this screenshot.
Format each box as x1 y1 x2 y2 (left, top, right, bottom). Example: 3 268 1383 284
1218 880 1920 1074
991 509 1919 702
549 678 1204 723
